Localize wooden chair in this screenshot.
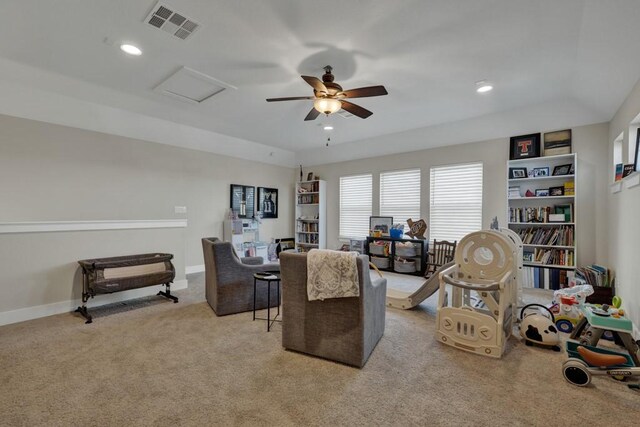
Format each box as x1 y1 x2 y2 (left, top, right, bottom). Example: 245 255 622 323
425 239 457 279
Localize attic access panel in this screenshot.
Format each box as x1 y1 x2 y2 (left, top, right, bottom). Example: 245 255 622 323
153 67 236 104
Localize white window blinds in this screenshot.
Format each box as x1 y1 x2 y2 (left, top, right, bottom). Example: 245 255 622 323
340 174 372 238
380 169 421 228
429 162 483 242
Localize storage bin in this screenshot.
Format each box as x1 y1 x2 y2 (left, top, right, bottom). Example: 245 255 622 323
394 258 416 273
390 228 403 239
371 256 390 269
395 244 417 257
369 243 388 256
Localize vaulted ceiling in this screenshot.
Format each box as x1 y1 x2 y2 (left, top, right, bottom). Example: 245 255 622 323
1 0 640 165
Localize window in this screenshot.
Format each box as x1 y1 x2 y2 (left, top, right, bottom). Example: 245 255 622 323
340 174 372 238
380 169 421 227
429 162 483 242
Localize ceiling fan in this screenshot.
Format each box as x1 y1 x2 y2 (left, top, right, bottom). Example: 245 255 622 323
266 65 388 121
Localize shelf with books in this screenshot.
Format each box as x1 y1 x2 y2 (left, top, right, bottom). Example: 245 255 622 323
524 263 576 270
509 222 574 226
508 151 577 289
295 180 326 251
508 195 574 200
523 244 575 249
508 174 575 183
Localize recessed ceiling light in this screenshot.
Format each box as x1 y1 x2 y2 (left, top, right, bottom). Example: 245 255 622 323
324 125 334 131
120 44 142 56
476 80 493 93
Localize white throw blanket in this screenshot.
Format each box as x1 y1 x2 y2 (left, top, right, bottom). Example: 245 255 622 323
307 249 360 301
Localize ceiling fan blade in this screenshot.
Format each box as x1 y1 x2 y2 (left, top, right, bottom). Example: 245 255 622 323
342 85 388 98
266 96 315 102
301 75 328 94
341 101 373 119
304 108 321 121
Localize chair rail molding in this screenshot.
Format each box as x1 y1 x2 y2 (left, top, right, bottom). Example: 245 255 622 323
0 219 188 234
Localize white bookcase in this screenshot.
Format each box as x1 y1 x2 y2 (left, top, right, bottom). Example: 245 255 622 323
295 180 326 252
507 153 577 289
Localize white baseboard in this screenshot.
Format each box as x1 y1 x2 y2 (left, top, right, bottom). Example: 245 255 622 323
0 279 188 327
186 264 205 275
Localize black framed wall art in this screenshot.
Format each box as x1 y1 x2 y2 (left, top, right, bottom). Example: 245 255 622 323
257 187 278 219
230 184 255 218
510 133 541 160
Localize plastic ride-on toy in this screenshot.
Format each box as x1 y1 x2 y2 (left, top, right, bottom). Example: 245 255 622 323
563 341 640 387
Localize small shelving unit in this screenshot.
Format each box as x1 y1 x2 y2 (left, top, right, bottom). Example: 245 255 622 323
507 152 577 289
295 180 326 252
365 237 428 276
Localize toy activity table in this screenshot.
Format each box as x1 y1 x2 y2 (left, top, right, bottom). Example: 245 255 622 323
570 304 639 366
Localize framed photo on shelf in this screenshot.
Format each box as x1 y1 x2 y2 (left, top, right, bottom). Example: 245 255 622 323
535 189 549 197
257 187 278 219
552 164 572 176
369 216 393 236
306 172 314 181
532 167 550 177
509 167 527 179
549 186 564 196
230 184 255 218
510 133 541 160
543 129 572 156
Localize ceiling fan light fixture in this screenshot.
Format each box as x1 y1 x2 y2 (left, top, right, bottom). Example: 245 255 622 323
314 98 342 115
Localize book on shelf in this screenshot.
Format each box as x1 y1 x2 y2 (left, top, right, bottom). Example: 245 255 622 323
297 221 319 232
522 266 573 290
563 181 575 196
297 233 319 244
576 264 611 287
530 247 574 266
509 203 573 223
297 194 319 204
297 181 319 192
516 225 574 246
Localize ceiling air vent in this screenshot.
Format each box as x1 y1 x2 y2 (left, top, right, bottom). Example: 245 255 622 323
144 2 200 41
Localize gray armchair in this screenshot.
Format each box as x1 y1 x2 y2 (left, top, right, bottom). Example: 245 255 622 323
279 252 386 368
201 237 280 316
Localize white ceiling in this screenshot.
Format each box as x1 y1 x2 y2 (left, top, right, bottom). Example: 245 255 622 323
1 0 640 166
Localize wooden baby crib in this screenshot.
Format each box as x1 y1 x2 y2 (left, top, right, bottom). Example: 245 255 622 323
76 253 178 323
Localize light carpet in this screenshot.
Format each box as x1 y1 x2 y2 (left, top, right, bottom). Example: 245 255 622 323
0 272 638 426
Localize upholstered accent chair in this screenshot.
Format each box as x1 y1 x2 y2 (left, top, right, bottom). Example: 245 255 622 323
201 237 279 316
279 252 387 368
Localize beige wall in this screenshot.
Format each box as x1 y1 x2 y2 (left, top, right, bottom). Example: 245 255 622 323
310 122 609 269
0 114 295 318
0 228 185 313
607 77 640 336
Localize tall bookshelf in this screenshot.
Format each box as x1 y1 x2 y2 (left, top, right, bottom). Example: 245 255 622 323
295 180 326 252
507 153 577 289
